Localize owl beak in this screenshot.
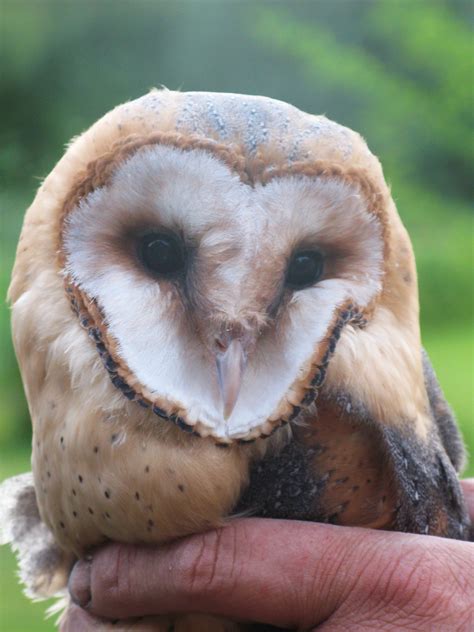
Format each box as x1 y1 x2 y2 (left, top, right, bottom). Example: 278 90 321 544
215 339 247 420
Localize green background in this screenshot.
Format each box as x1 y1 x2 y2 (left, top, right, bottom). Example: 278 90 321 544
1 1 472 629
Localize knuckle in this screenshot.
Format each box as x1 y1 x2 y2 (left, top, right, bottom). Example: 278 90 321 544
60 603 100 631
365 542 473 621
177 524 240 600
94 544 134 610
378 553 437 614
383 553 430 609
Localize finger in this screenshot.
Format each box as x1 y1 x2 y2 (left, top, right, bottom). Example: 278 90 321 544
68 518 472 629
59 602 103 631
60 604 166 631
460 478 474 521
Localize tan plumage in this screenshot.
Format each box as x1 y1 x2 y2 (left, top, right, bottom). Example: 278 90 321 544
1 90 470 630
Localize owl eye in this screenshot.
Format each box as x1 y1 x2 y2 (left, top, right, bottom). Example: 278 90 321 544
137 232 186 277
286 250 324 289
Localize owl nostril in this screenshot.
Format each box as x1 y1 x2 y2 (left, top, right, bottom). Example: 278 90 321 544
215 337 228 353
214 323 245 354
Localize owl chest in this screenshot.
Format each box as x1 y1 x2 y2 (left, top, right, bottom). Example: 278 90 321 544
32 402 249 556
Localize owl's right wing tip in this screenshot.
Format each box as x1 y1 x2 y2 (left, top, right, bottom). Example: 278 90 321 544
0 471 75 600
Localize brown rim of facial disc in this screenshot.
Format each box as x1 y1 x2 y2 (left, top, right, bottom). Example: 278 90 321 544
59 132 388 444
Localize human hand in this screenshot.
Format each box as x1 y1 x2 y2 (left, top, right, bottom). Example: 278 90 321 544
63 480 474 631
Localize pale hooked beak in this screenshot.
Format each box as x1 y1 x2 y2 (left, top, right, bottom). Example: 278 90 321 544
215 339 247 420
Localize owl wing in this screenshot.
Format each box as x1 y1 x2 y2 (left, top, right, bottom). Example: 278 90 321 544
0 472 75 599
422 348 466 472
237 367 471 540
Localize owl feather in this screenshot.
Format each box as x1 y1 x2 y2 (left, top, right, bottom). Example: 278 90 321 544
2 90 470 630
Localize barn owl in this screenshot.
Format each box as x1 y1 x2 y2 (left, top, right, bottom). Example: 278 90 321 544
1 90 470 631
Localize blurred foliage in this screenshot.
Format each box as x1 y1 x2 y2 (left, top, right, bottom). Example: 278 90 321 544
0 1 473 627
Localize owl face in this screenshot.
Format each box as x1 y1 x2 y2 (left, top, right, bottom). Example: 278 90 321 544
61 119 385 442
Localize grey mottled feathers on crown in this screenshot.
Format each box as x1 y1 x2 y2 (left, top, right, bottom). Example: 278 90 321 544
146 90 355 161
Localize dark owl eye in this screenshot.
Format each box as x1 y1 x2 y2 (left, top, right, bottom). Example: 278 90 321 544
137 232 186 277
286 250 324 289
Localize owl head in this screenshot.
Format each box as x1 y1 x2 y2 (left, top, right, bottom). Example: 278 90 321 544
10 90 427 444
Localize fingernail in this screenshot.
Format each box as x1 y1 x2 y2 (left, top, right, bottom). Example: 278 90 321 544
69 558 92 608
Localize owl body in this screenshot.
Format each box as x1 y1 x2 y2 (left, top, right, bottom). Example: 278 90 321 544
1 91 470 627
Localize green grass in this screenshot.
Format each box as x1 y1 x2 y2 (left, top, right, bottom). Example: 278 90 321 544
0 548 55 632
424 325 474 476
